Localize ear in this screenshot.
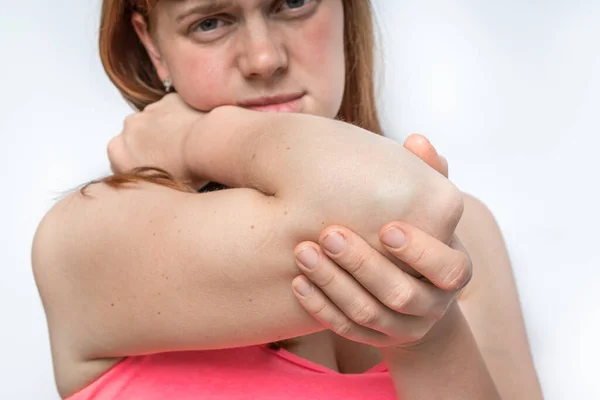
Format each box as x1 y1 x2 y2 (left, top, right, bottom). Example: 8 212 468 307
131 12 170 82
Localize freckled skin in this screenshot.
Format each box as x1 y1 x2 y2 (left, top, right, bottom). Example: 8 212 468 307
140 0 345 119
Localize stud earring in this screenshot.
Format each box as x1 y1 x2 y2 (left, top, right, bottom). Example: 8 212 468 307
163 78 172 93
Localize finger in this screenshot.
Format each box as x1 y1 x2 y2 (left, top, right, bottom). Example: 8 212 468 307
403 134 448 178
291 275 390 346
403 134 437 165
306 231 452 319
295 243 430 337
379 223 472 292
107 136 126 174
446 235 473 299
122 113 139 135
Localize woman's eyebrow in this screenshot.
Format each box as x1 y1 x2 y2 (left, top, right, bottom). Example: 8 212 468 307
175 0 235 22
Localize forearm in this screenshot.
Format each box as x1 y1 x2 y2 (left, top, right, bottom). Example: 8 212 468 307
381 302 500 400
187 108 463 252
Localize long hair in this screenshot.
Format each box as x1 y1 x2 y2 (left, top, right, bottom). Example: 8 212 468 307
85 0 383 349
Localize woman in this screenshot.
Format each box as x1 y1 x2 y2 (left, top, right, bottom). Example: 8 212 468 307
32 0 542 399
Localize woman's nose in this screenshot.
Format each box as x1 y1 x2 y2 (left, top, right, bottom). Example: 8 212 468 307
237 25 288 80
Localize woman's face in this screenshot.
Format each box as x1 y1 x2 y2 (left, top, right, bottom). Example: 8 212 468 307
134 0 345 118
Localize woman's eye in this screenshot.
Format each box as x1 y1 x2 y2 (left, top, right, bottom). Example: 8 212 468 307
279 0 312 11
192 18 226 33
284 0 308 9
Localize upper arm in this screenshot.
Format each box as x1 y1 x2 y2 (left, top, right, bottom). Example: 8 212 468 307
32 182 324 362
456 194 543 399
32 112 466 364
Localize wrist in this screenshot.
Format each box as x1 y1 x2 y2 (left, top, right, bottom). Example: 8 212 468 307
182 106 273 189
182 115 207 188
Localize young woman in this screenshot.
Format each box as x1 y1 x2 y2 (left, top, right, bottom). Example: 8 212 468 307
32 0 543 398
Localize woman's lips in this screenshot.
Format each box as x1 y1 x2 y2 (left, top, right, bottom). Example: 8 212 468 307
240 93 305 113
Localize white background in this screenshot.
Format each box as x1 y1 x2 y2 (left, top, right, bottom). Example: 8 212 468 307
1 1 599 398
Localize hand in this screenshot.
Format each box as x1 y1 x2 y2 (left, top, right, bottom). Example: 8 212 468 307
107 93 205 188
291 136 470 348
403 133 449 178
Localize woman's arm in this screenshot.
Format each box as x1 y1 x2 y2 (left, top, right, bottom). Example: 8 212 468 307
280 141 541 399
32 107 462 362
187 106 459 237
381 196 543 399
382 302 501 400
455 195 544 399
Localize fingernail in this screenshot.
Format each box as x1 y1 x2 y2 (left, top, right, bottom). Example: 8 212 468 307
322 232 345 254
382 227 406 249
293 279 313 296
296 247 318 270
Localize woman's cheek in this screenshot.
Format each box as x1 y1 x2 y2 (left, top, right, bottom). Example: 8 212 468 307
174 58 232 111
299 7 346 116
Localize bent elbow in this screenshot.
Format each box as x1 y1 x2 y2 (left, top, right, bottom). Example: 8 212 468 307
371 171 464 245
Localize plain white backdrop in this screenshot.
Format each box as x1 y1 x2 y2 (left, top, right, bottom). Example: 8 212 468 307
2 1 599 398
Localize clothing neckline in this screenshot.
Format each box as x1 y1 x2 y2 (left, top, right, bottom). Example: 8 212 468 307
260 345 388 375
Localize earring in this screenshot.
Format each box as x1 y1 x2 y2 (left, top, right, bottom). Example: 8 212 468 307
163 78 172 93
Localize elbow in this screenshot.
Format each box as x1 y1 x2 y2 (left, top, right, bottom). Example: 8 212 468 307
369 170 465 245
412 175 464 243
294 168 464 248
432 180 464 242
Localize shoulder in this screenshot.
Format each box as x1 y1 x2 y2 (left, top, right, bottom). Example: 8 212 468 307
32 183 128 282
32 180 188 304
31 186 110 397
456 192 505 251
460 192 495 223
31 183 170 343
33 181 183 257
32 182 181 397
455 192 512 299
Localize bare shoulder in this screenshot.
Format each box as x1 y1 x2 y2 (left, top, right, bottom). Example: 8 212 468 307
32 181 176 293
455 192 512 300
456 193 506 256
32 184 136 395
32 182 185 397
32 183 122 313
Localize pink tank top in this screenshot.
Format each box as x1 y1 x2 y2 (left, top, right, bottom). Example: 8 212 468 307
66 345 397 399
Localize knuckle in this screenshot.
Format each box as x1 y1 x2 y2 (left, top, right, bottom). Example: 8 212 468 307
123 113 137 126
429 297 450 321
332 319 353 337
384 282 414 312
347 252 371 274
408 245 429 267
442 253 473 291
122 115 141 134
316 270 336 289
309 299 329 317
107 137 121 157
350 301 379 327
